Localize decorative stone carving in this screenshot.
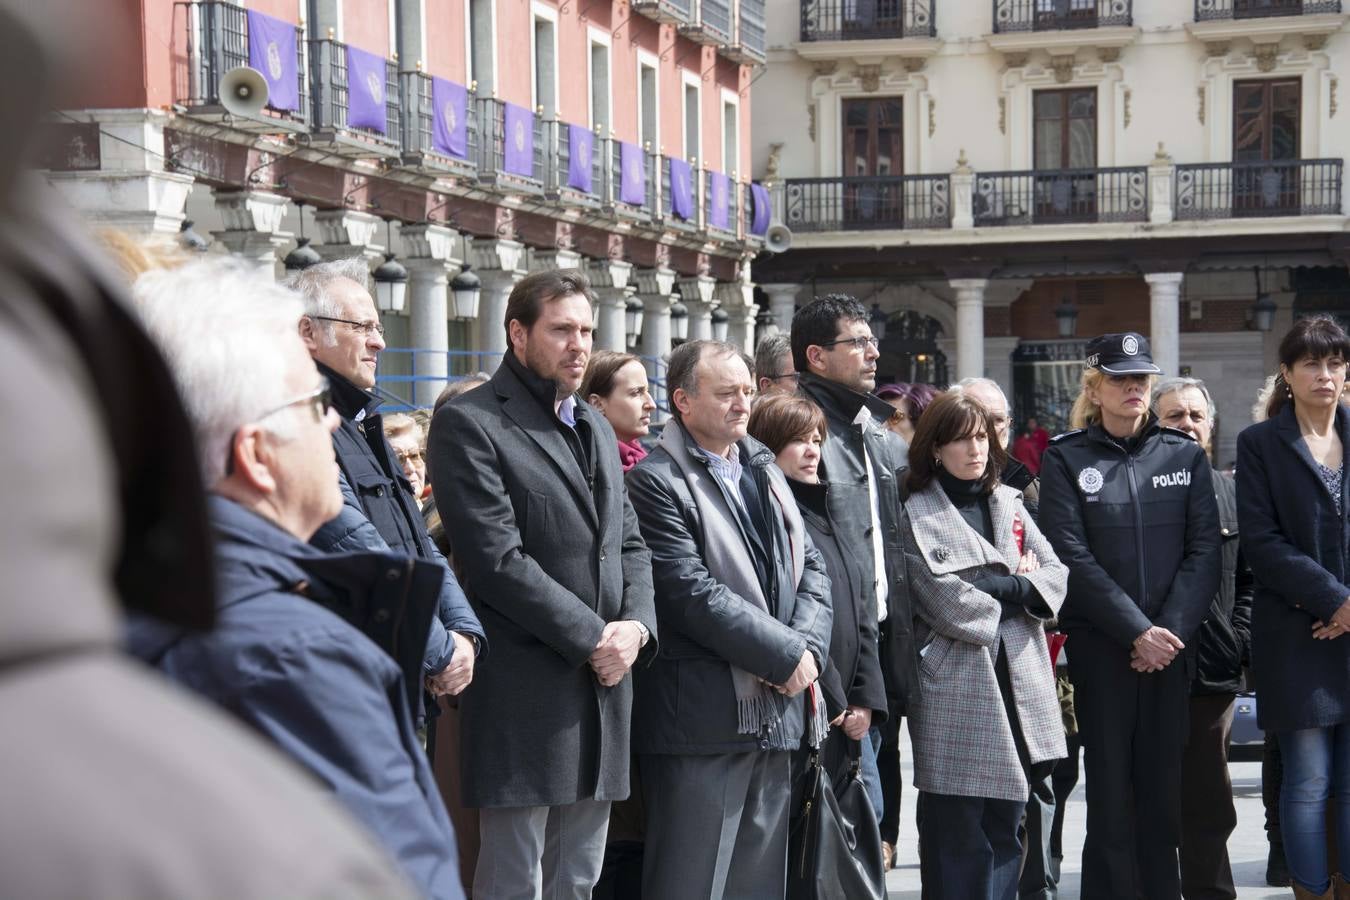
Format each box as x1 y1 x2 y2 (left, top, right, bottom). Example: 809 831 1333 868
1197 86 1206 125
928 97 936 137
1332 77 1339 119
1204 41 1230 58
1099 47 1121 64
1004 53 1028 70
997 97 1006 135
1305 34 1328 51
1050 55 1075 85
1253 44 1279 73
901 57 926 73
1123 88 1132 129
812 61 838 78
765 142 784 180
807 106 816 142
858 64 882 93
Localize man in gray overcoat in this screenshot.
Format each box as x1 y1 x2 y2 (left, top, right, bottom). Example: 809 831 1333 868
428 269 657 900
626 340 833 899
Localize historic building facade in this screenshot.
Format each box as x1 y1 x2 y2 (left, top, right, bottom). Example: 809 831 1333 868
44 0 768 406
751 0 1350 464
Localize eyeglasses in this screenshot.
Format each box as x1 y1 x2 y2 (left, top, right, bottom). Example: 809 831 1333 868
765 372 800 385
393 447 424 465
819 335 880 352
259 377 333 425
312 315 386 337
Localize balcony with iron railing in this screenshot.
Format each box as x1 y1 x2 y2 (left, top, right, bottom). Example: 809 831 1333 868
992 0 1132 32
782 175 952 230
308 38 400 156
631 0 695 26
399 71 478 177
1175 159 1343 219
177 1 309 133
606 141 659 222
544 121 605 208
705 171 742 240
800 0 937 40
475 98 546 195
972 167 1147 225
683 0 735 44
1194 0 1340 20
658 156 703 233
724 0 767 64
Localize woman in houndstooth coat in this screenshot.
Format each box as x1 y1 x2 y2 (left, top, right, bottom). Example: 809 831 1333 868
901 390 1068 900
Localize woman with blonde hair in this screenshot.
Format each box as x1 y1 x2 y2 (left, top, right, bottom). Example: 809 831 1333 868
1038 332 1221 899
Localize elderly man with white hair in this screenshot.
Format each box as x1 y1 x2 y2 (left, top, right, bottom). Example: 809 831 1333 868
954 377 1040 517
127 260 465 900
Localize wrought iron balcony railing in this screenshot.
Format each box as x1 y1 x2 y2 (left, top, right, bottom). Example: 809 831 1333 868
544 121 605 207
399 72 478 176
972 167 1147 226
658 156 702 232
1175 158 1343 219
179 1 308 132
725 0 767 64
606 142 659 221
783 175 951 231
800 0 936 40
683 0 735 44
475 97 546 194
632 0 695 26
1194 0 1339 20
308 39 400 154
704 171 742 239
992 0 1131 33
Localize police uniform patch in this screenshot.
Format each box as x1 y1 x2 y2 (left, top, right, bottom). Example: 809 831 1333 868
1078 466 1104 494
1122 334 1139 356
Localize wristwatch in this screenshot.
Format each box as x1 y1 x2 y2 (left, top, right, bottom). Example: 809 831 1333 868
633 621 650 648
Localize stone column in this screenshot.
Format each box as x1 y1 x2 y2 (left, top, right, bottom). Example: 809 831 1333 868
983 336 1023 407
716 274 757 355
208 190 290 278
761 283 801 334
401 224 463 406
587 260 635 352
679 275 717 342
1145 272 1184 376
470 238 526 372
312 209 384 263
635 267 677 416
949 278 988 381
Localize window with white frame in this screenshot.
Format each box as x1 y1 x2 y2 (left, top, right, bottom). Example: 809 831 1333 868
638 53 659 150
722 92 739 176
683 75 701 162
589 33 611 131
531 3 558 118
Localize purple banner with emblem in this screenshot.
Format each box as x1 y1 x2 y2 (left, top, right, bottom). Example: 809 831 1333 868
431 76 468 159
709 171 731 230
619 142 646 206
246 11 299 112
567 124 593 193
669 157 694 220
502 102 534 177
750 183 771 235
345 45 387 133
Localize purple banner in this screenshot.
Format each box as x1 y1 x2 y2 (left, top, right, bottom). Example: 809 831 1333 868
669 158 694 220
750 183 771 235
567 124 593 193
345 45 387 133
619 142 646 206
709 172 730 230
431 77 468 159
246 11 299 112
502 102 534 177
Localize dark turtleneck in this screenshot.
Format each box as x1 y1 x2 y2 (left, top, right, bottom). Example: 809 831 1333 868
937 468 1036 617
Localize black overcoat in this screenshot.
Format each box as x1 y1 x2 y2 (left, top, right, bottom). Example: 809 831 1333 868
428 355 656 807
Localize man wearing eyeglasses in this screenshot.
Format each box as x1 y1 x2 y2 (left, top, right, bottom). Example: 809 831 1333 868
130 260 463 897
290 259 485 702
792 294 918 871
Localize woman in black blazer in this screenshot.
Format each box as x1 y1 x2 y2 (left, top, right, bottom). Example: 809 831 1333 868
1237 315 1350 900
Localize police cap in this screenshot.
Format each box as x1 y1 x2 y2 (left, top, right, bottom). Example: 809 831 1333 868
1084 332 1162 375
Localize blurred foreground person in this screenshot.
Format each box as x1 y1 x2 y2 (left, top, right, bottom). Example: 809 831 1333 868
384 412 428 501
1238 316 1350 900
1039 333 1220 900
130 260 463 898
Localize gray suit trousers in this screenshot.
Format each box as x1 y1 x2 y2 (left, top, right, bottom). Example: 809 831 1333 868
640 750 791 900
473 798 611 900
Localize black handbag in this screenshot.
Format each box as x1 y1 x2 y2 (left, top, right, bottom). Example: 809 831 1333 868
787 740 885 900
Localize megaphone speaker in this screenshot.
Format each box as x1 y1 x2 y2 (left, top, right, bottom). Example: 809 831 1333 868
765 223 793 254
219 66 269 118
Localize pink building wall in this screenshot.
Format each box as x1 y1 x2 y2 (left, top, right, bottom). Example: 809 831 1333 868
426 0 469 81
343 0 391 55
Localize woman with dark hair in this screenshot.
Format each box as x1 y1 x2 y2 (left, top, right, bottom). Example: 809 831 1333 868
1037 332 1220 900
902 390 1067 899
1238 316 1350 900
877 382 940 446
747 394 889 813
583 350 657 472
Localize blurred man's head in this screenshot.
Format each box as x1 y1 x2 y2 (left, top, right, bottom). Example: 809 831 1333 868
136 260 343 541
954 378 1011 449
289 258 385 391
754 333 796 399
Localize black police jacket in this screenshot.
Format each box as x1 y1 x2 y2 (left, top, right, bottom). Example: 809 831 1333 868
1191 473 1252 695
1038 416 1222 650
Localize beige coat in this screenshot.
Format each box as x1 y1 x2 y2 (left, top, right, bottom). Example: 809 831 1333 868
903 482 1068 802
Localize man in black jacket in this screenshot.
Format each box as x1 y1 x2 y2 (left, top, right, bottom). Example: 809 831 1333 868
792 295 917 868
1153 376 1253 900
627 340 831 900
290 259 484 697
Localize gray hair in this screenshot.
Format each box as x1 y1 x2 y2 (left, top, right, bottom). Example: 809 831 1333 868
754 332 792 380
666 339 751 422
951 377 1008 408
134 258 310 485
1151 376 1217 422
282 256 373 345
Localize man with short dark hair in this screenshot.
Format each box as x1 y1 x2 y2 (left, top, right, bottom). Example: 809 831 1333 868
792 294 917 869
755 332 797 399
429 269 657 900
290 259 484 699
627 339 832 899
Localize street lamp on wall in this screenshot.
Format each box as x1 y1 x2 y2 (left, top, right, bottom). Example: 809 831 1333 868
869 302 888 341
1054 296 1079 339
1250 268 1276 333
372 221 407 314
625 299 644 348
284 201 321 273
711 307 729 342
450 265 481 320
670 301 689 342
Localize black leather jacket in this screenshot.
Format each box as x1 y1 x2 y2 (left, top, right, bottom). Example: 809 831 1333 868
1038 416 1222 649
1192 472 1253 695
798 372 919 711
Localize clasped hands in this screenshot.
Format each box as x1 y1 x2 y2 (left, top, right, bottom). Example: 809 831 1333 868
1312 597 1350 640
589 621 646 687
1130 626 1184 673
425 631 478 697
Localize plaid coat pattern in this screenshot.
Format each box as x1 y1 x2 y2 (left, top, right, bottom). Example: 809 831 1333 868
904 482 1068 802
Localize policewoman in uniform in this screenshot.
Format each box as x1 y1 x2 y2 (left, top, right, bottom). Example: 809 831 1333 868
1038 333 1221 900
